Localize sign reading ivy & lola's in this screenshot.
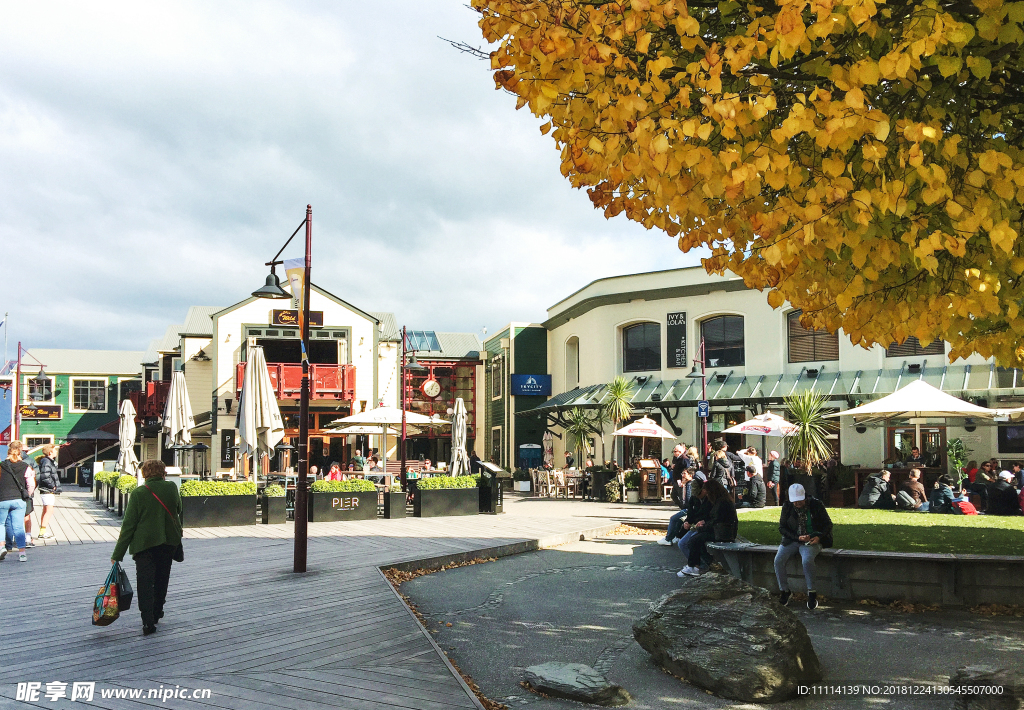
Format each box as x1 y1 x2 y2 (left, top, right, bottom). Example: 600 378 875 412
667 312 687 368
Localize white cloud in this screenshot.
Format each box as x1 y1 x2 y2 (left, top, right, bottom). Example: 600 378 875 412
0 0 703 352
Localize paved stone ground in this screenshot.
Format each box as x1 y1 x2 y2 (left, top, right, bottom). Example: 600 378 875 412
402 533 1024 710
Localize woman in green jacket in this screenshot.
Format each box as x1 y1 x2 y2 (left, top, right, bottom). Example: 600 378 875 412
111 460 182 636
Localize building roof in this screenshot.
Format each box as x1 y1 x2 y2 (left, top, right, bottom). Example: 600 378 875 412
414 332 482 359
156 323 183 354
180 306 220 337
141 338 161 366
25 349 146 376
369 312 400 342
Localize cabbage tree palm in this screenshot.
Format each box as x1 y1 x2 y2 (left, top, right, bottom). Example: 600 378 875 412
784 391 835 476
601 376 635 464
564 407 601 467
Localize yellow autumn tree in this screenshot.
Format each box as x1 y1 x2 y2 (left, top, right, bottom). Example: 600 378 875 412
473 0 1024 364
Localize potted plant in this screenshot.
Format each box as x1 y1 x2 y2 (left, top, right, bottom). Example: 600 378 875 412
413 475 480 517
604 478 621 503
624 469 642 503
784 390 836 502
115 475 138 517
261 484 287 524
94 471 112 503
308 479 378 522
180 480 257 527
947 438 971 488
513 469 532 492
383 485 407 519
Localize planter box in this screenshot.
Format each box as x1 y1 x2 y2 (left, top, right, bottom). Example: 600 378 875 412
384 491 407 519
626 489 640 504
308 491 377 522
261 495 287 524
117 489 125 517
107 484 115 510
414 487 479 518
514 480 531 492
182 495 256 528
94 482 101 502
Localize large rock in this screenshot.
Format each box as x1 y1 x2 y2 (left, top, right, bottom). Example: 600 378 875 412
632 572 821 703
523 662 630 706
950 665 1023 710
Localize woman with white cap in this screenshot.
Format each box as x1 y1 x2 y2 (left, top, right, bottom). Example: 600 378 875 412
775 483 833 610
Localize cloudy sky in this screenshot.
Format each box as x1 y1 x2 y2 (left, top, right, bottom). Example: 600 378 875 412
0 1 702 355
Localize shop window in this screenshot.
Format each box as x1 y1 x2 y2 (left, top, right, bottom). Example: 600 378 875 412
701 316 745 367
24 435 53 449
71 379 107 412
491 427 502 463
622 322 660 372
886 336 944 357
119 378 142 402
998 425 1024 454
788 310 839 363
491 359 502 399
565 337 580 389
26 376 54 402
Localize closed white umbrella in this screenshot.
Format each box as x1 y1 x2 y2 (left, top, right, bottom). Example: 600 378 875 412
449 398 471 476
236 346 285 480
162 370 195 469
116 399 140 482
542 430 554 467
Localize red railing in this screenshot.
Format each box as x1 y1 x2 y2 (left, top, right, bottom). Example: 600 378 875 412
235 362 356 401
128 380 171 420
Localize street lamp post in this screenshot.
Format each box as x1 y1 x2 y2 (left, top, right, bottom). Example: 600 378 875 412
399 327 426 491
251 205 312 574
686 337 708 463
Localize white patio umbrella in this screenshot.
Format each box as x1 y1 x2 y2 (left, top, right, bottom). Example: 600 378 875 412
116 399 140 482
542 430 554 466
162 370 195 469
236 346 284 480
329 425 401 436
328 406 449 478
723 411 798 437
449 398 471 476
827 379 1001 454
611 416 675 462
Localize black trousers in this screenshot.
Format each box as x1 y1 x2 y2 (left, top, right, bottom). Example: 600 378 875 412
134 544 175 627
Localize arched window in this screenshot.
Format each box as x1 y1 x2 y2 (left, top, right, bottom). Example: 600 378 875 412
622 322 660 372
565 337 580 389
701 316 744 367
886 336 944 357
788 310 839 362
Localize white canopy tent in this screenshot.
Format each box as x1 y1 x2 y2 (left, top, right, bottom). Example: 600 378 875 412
236 346 285 480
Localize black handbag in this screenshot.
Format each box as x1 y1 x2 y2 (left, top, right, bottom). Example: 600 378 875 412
115 562 134 610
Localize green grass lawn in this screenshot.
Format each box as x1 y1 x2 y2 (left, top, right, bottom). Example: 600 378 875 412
738 508 1024 556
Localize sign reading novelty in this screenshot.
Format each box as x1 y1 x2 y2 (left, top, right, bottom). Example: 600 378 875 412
667 312 687 368
271 310 324 327
19 404 63 421
510 374 552 396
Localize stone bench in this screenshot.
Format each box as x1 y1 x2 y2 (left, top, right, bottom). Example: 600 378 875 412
706 541 1024 607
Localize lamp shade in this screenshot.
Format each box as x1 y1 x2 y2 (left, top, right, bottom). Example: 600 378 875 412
252 270 291 299
686 363 705 379
405 352 427 372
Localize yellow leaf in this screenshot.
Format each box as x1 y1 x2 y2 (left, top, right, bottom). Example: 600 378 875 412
845 88 865 109
636 31 652 54
936 55 962 78
697 122 713 140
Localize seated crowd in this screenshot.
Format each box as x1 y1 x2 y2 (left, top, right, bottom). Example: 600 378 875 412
857 461 1023 515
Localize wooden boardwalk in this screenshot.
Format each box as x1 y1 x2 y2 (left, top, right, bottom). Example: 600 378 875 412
0 490 641 710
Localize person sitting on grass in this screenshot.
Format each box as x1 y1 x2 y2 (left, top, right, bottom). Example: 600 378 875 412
987 471 1022 516
659 466 694 546
858 470 896 509
775 483 833 610
929 475 968 514
736 465 766 508
898 468 930 512
679 479 737 578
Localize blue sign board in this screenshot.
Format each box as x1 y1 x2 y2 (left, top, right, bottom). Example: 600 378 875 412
697 400 710 418
511 374 552 396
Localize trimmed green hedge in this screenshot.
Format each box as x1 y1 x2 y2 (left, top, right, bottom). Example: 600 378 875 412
180 481 257 497
310 479 377 493
95 471 117 485
263 484 286 497
116 475 138 494
415 475 480 490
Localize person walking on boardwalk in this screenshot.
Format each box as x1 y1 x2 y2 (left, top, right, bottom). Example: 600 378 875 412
35 444 61 539
111 459 183 636
774 483 833 610
0 441 33 562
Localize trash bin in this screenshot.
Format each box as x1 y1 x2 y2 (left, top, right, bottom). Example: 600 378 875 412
592 468 614 501
478 462 506 514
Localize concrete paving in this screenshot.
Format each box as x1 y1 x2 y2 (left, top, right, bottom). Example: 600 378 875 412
402 533 1024 709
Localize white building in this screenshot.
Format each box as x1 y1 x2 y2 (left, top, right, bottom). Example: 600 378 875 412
526 266 1018 477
